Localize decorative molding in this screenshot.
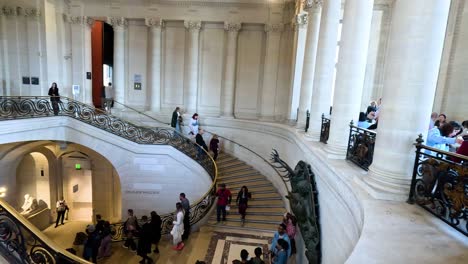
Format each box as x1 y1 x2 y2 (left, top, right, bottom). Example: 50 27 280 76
224 22 241 32
303 0 322 10
295 12 308 27
67 15 83 25
264 23 284 33
145 17 165 28
184 20 201 32
84 16 94 28
146 0 285 9
24 8 40 18
107 17 128 29
1 6 20 16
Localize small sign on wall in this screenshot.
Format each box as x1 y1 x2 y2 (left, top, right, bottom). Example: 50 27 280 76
31 77 39 85
22 77 30 85
86 72 92 80
134 74 142 90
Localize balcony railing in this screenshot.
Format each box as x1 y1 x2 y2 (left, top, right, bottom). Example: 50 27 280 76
0 96 218 243
408 135 468 236
320 114 330 144
0 199 91 264
346 121 377 170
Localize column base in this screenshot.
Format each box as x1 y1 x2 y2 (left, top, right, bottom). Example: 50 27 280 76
295 122 306 131
219 114 235 119
259 115 276 122
324 143 347 159
359 165 411 201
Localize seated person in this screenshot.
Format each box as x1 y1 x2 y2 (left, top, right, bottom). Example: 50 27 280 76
357 112 372 129
426 121 463 153
451 140 468 163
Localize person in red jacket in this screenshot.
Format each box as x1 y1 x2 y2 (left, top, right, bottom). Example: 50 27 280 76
215 183 231 223
452 140 468 163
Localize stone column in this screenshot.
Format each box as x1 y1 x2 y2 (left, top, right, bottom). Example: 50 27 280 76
288 12 308 122
260 23 283 121
107 17 127 104
145 18 164 113
296 0 322 129
324 0 374 158
184 20 201 114
305 0 341 140
365 0 450 198
221 22 241 118
83 17 93 105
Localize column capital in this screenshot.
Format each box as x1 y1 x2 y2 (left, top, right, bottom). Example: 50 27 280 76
224 22 241 33
24 7 41 18
67 15 94 28
293 12 308 30
1 6 21 17
184 20 201 32
107 17 128 29
145 17 165 28
265 23 284 33
303 0 323 11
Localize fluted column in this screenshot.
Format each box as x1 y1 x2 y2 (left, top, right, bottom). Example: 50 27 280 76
288 12 308 121
306 0 341 140
260 23 283 121
296 0 322 129
325 0 374 158
365 0 450 198
107 17 127 104
83 17 93 105
221 22 241 118
146 18 164 112
184 20 201 114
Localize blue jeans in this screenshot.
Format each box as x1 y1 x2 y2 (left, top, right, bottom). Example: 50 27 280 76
216 205 226 222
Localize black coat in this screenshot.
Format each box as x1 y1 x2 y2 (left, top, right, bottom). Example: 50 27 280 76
150 216 162 243
137 222 153 255
48 87 60 101
171 111 178 128
195 134 208 151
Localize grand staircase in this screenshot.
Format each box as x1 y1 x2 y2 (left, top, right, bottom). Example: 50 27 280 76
206 152 286 233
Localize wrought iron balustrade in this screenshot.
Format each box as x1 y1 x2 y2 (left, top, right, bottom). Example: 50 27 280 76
320 114 330 144
346 121 377 170
0 200 89 264
407 135 468 236
0 96 218 243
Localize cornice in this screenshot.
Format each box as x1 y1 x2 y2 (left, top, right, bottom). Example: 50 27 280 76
148 0 286 9
67 15 94 28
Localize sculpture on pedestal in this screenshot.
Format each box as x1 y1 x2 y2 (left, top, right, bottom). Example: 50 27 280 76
20 194 38 216
270 150 321 264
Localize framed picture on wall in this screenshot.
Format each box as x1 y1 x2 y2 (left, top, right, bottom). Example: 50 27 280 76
31 77 39 85
22 77 30 85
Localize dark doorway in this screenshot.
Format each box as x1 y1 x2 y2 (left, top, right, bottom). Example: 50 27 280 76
91 21 113 108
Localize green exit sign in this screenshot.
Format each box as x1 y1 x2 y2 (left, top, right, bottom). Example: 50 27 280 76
75 164 81 170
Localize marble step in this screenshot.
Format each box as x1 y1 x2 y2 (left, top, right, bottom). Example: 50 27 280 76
218 174 265 182
230 199 283 206
219 165 253 174
207 220 278 233
215 157 239 166
227 182 276 190
208 214 283 223
216 160 245 169
219 170 261 178
230 203 285 209
218 176 270 185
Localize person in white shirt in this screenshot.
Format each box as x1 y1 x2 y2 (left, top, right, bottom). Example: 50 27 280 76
55 197 68 228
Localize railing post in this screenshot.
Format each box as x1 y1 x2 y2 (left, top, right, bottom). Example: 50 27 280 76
346 120 354 160
407 134 424 204
305 110 310 132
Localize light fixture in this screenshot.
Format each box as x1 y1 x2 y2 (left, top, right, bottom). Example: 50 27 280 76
0 187 6 198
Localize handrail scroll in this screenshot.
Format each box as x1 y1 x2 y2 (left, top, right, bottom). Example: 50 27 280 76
0 96 218 241
407 134 468 236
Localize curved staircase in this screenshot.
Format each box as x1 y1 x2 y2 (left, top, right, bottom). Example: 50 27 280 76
206 153 286 234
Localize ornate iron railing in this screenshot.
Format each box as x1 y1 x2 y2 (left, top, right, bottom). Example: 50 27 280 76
0 96 217 242
346 120 377 170
320 114 330 144
407 135 468 236
0 199 90 264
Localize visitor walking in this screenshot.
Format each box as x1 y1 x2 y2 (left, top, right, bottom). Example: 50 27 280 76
170 202 185 250
83 224 101 263
171 107 182 134
96 214 112 258
236 186 250 224
123 209 138 252
180 193 191 240
150 211 162 254
195 129 208 159
215 184 232 223
189 113 199 136
137 215 154 264
209 134 220 161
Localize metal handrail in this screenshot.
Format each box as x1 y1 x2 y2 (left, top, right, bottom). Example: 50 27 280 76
110 100 290 192
0 96 217 239
346 120 377 171
0 199 92 263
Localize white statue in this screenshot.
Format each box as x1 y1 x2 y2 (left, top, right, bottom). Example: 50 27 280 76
20 194 37 215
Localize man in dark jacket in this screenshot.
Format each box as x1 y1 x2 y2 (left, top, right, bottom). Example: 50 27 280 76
137 215 153 263
195 129 208 159
171 107 181 133
150 211 162 254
